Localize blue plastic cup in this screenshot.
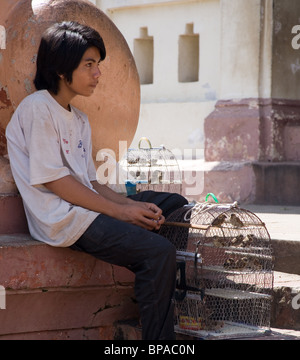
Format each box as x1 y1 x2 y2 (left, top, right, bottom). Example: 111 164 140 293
125 181 137 196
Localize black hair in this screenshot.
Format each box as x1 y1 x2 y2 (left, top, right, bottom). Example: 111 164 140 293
34 21 106 94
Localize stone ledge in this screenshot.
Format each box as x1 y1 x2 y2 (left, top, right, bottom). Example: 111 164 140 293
0 234 135 290
0 194 28 234
272 239 300 275
0 234 138 339
253 162 300 205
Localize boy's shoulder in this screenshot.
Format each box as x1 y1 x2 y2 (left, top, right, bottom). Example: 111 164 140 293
15 90 89 121
16 90 51 111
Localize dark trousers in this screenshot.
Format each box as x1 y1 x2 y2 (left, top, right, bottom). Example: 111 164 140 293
70 191 188 340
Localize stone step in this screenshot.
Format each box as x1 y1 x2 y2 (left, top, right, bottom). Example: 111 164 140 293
243 204 300 275
0 234 300 339
0 234 138 340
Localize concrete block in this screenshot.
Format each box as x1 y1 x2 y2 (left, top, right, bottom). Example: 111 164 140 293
0 234 137 339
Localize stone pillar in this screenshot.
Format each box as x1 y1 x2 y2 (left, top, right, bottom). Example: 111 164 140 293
254 0 300 204
203 0 300 205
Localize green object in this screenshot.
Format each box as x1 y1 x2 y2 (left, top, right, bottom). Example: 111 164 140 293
205 193 219 203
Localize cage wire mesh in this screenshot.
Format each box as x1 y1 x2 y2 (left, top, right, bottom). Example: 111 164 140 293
121 137 182 194
159 200 274 339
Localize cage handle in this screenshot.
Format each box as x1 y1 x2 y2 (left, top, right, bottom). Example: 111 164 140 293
138 137 152 149
205 192 219 203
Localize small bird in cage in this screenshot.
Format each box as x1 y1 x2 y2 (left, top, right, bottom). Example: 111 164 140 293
127 153 139 164
230 214 244 227
224 256 249 270
235 257 249 270
213 235 228 247
230 234 244 247
240 234 255 247
224 257 236 269
212 214 227 227
249 258 263 271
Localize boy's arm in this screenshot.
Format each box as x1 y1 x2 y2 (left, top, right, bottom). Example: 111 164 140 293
44 175 164 230
91 180 134 205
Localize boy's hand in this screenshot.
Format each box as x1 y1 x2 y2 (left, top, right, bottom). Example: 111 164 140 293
117 202 165 231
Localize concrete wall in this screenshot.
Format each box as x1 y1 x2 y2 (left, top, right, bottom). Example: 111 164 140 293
220 0 272 99
97 0 219 156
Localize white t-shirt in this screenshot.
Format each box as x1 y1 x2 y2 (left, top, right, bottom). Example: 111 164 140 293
6 90 99 247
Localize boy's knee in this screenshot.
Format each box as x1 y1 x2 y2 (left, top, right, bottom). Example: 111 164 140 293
163 193 188 218
172 193 188 207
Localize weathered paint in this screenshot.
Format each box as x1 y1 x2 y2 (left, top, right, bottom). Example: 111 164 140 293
0 86 11 109
205 98 300 163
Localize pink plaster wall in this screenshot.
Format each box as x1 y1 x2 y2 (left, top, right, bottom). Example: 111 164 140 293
205 98 300 163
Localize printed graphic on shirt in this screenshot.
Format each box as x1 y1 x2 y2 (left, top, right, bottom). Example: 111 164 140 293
63 138 70 155
78 140 87 158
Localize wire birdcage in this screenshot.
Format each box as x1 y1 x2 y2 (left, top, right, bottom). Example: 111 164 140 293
159 200 274 339
121 137 182 194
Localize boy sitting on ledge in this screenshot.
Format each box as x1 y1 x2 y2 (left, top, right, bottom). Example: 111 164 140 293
6 21 187 340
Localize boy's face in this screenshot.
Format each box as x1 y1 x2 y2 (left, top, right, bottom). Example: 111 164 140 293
62 46 102 98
